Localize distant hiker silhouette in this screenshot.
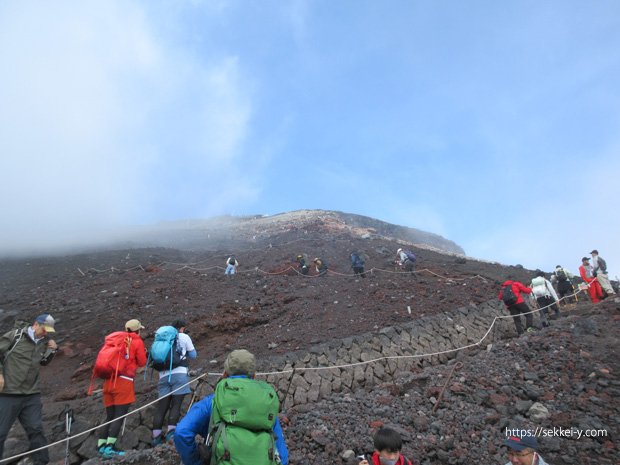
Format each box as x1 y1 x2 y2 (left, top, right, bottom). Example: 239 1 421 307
350 251 366 277
296 254 309 275
313 258 328 277
396 248 418 280
225 255 238 275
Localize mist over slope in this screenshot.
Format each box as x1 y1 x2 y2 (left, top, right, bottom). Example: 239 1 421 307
120 210 466 256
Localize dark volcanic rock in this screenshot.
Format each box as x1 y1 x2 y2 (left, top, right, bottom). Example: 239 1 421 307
0 216 618 465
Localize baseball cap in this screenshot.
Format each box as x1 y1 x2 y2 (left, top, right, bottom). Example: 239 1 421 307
590 250 598 254
582 257 590 262
35 314 56 333
224 349 256 376
503 435 538 451
125 319 145 331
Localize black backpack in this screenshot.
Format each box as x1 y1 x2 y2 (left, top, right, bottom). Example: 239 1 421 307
351 253 364 267
228 257 236 266
556 269 567 281
501 283 518 306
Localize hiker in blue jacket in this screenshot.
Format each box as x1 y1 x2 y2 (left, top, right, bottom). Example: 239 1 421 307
174 350 289 465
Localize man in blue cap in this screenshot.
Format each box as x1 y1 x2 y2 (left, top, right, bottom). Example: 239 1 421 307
503 435 550 465
0 314 58 465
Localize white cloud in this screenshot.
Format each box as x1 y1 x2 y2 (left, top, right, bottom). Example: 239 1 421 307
464 146 620 277
0 1 258 254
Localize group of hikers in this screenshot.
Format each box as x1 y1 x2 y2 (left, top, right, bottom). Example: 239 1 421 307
1 249 613 465
0 314 285 464
288 249 416 278
499 249 615 335
224 248 417 278
0 314 547 465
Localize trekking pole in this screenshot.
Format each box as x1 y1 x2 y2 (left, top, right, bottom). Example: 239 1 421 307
59 404 74 465
187 378 205 412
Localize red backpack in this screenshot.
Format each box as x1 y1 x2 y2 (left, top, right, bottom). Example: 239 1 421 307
88 332 132 394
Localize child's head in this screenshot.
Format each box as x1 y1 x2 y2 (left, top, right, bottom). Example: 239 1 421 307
373 428 403 463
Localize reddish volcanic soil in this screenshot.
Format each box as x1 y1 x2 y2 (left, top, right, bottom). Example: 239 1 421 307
1 219 617 465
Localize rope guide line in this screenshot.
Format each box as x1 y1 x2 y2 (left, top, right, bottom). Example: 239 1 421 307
0 287 587 464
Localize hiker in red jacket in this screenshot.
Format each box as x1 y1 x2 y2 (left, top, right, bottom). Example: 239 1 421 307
579 257 603 303
499 279 535 336
97 319 147 459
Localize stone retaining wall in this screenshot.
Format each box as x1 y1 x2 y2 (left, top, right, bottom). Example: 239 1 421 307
205 298 513 408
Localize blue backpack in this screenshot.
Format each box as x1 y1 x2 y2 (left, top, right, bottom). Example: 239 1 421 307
404 250 416 262
149 326 183 374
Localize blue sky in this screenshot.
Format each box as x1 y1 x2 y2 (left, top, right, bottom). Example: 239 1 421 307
1 1 619 277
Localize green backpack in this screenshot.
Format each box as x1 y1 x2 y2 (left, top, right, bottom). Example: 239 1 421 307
207 377 281 465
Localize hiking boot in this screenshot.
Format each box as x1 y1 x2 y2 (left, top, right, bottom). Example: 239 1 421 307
98 446 115 459
165 430 175 443
152 435 163 447
104 445 126 457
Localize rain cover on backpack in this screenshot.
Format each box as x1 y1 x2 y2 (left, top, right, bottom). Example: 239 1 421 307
149 326 181 371
208 377 280 465
92 332 132 379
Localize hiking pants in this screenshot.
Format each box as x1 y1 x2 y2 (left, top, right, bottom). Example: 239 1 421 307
508 302 533 335
557 280 574 301
225 264 236 275
0 394 49 465
353 266 365 277
99 404 131 441
536 295 559 317
403 259 419 280
586 280 604 303
596 273 615 295
153 394 186 429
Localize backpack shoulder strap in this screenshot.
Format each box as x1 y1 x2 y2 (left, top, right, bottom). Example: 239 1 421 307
3 328 25 362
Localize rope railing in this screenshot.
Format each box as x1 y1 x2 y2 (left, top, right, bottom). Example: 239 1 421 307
0 287 588 464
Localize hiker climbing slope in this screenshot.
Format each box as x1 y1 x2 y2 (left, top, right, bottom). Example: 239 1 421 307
499 278 534 335
93 319 147 458
174 349 289 465
151 319 197 446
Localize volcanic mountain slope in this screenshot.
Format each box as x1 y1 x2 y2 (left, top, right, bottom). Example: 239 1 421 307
117 210 465 256
0 213 617 465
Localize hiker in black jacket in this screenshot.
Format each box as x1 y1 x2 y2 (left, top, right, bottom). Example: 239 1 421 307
351 251 366 277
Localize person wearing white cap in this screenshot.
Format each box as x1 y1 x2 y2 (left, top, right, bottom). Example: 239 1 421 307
0 314 58 465
97 319 147 459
